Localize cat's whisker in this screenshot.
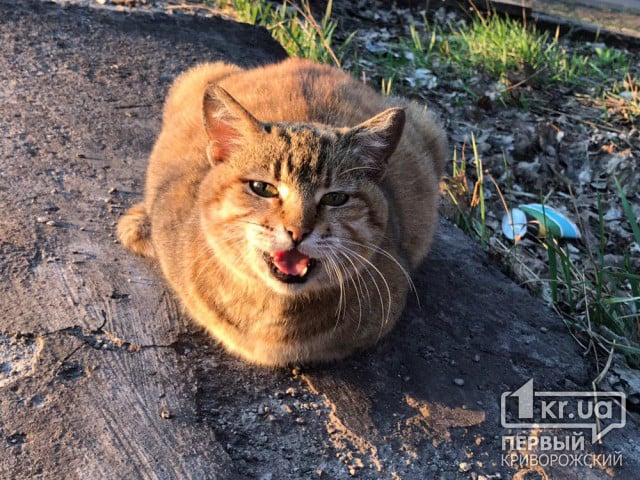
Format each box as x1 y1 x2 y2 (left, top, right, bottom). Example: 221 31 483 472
236 220 268 228
329 244 387 336
319 256 340 318
331 249 366 333
330 252 348 329
193 247 218 285
334 244 393 339
329 250 351 332
320 253 345 328
339 238 420 307
336 165 382 177
329 245 372 304
192 233 246 284
193 234 245 282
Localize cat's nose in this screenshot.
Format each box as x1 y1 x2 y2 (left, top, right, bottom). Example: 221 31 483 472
286 225 310 244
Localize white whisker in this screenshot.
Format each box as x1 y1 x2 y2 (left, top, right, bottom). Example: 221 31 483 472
339 238 419 306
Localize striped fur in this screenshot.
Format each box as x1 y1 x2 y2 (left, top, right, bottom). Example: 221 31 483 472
117 59 447 366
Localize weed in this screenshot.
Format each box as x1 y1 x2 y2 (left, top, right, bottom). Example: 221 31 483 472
602 72 640 124
591 46 629 72
543 183 640 363
220 0 350 66
442 143 639 363
441 138 492 247
370 8 635 112
380 77 394 96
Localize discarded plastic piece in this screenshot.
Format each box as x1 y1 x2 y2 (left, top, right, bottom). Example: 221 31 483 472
502 207 528 241
501 204 580 242
518 204 581 239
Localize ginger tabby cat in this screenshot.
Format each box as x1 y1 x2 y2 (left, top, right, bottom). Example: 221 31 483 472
117 59 447 366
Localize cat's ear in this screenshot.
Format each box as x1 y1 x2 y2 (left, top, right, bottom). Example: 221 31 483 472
203 84 264 164
342 108 405 176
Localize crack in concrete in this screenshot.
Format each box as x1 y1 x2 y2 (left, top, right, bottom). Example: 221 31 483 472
55 325 181 352
0 327 185 393
1 326 181 354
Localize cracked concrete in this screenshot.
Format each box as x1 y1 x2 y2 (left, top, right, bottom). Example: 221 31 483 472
45 324 180 352
0 1 638 479
0 334 42 388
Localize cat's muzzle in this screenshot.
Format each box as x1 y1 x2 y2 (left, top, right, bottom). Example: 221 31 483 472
262 250 317 284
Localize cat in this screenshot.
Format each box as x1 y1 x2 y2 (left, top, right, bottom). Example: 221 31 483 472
117 58 447 366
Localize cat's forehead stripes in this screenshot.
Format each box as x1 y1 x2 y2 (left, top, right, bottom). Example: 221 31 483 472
268 125 338 189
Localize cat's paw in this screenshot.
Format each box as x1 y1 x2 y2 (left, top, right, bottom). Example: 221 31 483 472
117 203 154 258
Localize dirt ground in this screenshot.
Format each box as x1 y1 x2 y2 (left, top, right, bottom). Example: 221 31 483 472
0 1 638 479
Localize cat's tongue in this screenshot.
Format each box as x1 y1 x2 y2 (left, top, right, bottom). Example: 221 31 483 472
271 249 310 276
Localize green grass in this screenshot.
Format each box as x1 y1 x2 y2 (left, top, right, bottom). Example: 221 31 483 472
441 138 489 246
369 12 589 86
443 147 640 364
219 0 350 66
368 8 638 115
450 15 582 82
544 182 640 364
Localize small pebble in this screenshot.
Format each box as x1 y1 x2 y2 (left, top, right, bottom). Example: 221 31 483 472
160 409 172 419
36 217 48 224
473 354 480 362
46 220 57 227
453 378 465 387
108 187 117 194
285 387 297 397
540 326 548 333
295 417 305 424
458 461 472 472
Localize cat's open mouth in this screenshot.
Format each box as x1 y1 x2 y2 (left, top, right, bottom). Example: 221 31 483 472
263 249 317 284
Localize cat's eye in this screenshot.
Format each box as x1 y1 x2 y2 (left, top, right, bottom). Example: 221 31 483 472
249 181 279 198
320 192 349 207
